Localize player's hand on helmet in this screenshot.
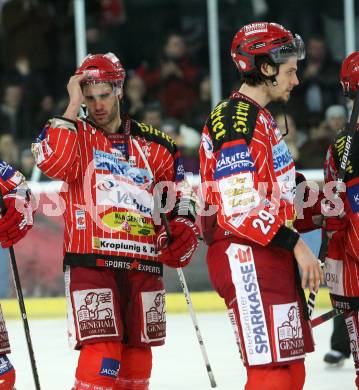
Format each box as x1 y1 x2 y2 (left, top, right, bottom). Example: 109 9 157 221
64 74 87 121
156 217 199 268
294 238 324 292
67 74 87 106
0 187 35 248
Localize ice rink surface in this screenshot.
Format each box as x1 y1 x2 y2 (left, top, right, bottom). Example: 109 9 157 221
7 311 355 390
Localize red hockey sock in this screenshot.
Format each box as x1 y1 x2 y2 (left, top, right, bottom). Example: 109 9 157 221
0 355 15 390
245 361 305 390
116 346 152 390
75 342 122 388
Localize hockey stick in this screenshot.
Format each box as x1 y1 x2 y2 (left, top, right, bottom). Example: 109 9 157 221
307 89 359 319
131 138 217 387
0 192 41 390
311 308 343 328
160 213 217 388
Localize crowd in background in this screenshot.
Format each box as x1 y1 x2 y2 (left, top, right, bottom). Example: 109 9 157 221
0 0 357 178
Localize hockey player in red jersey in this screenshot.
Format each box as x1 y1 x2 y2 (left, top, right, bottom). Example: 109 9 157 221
32 53 198 390
199 23 323 390
0 160 35 389
324 51 359 389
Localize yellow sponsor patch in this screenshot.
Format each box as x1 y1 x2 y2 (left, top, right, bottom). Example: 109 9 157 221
93 237 100 249
102 211 155 236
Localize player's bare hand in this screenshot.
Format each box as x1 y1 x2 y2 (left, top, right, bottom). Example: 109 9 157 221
293 238 324 292
63 74 86 121
67 74 86 107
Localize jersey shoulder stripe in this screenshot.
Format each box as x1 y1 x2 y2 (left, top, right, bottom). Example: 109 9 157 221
131 120 178 154
205 97 259 151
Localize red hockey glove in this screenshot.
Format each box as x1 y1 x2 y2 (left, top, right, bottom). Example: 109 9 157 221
0 187 35 248
156 217 199 268
324 213 348 240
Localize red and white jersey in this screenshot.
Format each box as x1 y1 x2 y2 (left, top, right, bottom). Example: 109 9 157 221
324 128 359 299
32 116 185 261
199 92 296 247
0 160 25 195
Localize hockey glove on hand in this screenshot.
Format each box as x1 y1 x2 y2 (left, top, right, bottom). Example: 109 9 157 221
156 217 199 268
324 213 348 240
0 186 35 248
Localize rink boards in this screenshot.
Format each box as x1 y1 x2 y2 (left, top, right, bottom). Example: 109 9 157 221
1 288 331 319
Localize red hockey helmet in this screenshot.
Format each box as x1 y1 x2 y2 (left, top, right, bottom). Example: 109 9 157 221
340 51 359 97
231 22 305 73
75 52 126 94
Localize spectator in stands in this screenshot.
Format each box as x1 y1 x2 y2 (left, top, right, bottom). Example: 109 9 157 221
34 94 56 130
86 18 116 55
140 102 165 131
140 102 200 173
123 72 147 120
321 0 359 62
2 0 53 75
0 83 31 143
19 148 35 180
316 104 347 140
185 74 211 133
287 35 341 132
137 32 200 120
7 55 47 126
298 104 346 169
0 133 19 169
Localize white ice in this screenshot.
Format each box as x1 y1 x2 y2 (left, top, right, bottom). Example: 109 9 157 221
7 311 355 390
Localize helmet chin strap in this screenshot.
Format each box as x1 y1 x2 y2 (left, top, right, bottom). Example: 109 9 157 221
280 102 289 136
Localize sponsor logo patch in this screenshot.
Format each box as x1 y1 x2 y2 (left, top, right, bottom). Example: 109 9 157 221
201 133 214 159
345 316 359 369
324 258 344 296
73 288 118 341
271 302 305 362
96 174 153 216
0 356 13 375
276 169 296 203
219 173 259 216
226 243 271 366
93 237 156 256
141 290 166 343
272 140 293 172
214 141 255 179
228 308 244 361
210 101 229 140
175 158 185 181
101 211 155 236
0 161 16 182
99 357 120 378
75 209 86 230
31 142 45 164
232 101 250 134
94 149 152 187
347 182 359 213
243 22 268 36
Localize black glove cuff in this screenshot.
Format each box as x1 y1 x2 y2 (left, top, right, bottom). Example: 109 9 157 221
271 226 300 251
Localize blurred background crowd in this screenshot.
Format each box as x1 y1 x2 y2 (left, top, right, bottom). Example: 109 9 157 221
0 0 357 177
